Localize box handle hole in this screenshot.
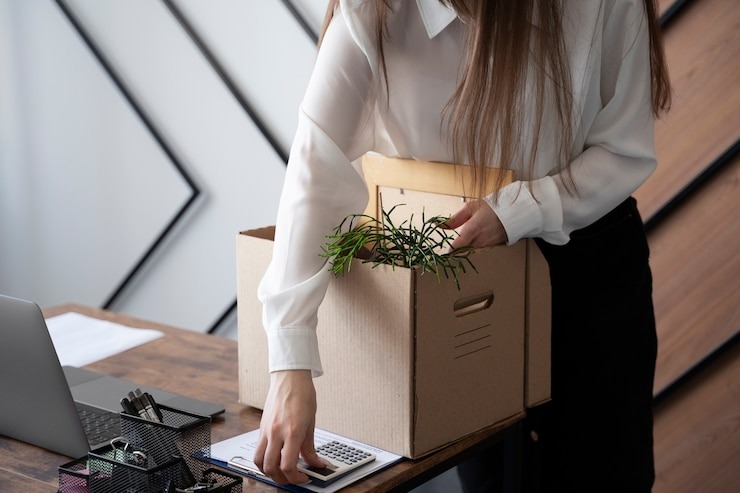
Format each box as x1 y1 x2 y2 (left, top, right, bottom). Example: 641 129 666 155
453 291 494 318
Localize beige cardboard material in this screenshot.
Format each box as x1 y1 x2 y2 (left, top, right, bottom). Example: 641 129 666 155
237 155 550 457
361 155 514 225
237 228 530 458
364 154 551 409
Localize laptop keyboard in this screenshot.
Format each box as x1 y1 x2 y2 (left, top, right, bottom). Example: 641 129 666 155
76 402 121 446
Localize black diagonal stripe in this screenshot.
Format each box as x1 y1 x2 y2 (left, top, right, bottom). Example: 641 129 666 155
653 331 740 406
645 138 739 232
163 0 289 164
209 299 238 336
161 0 294 334
280 0 319 44
660 0 694 28
55 0 202 309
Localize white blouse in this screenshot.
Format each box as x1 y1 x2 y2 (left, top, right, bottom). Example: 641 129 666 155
258 0 657 375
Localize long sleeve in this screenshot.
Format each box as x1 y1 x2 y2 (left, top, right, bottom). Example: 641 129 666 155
256 0 658 375
489 0 657 245
257 6 375 376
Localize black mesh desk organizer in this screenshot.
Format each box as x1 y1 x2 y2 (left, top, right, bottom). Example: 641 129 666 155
58 405 242 493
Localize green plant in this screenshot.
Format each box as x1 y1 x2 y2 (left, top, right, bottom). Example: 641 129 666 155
321 205 477 289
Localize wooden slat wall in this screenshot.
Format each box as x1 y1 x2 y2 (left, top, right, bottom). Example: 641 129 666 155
653 341 740 492
639 0 740 491
638 0 740 220
644 0 740 392
649 154 739 393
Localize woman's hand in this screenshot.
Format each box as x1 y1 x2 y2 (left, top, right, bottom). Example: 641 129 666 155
254 370 325 484
444 199 508 249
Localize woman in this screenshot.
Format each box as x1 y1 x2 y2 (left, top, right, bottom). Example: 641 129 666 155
253 1 671 491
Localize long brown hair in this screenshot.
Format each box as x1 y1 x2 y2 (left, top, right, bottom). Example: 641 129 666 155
320 0 671 198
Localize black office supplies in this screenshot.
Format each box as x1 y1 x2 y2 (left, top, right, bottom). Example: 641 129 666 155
135 387 163 422
145 391 165 422
59 405 243 492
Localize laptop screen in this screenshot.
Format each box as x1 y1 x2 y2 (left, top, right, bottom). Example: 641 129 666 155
0 294 91 457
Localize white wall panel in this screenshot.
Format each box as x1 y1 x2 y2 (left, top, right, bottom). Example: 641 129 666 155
1 0 323 336
0 0 191 308
291 0 330 34
62 0 298 332
0 2 28 294
175 0 318 153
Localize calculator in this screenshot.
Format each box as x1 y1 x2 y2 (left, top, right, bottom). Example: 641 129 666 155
298 440 377 487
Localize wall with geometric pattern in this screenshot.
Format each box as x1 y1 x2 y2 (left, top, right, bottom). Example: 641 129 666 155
1 0 737 491
0 0 329 339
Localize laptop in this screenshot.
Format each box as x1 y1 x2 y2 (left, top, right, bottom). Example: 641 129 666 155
0 294 225 458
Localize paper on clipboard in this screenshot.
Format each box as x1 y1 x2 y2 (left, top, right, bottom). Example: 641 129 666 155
210 428 403 492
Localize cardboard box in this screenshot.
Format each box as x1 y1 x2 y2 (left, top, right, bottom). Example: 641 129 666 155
360 154 551 409
236 156 551 458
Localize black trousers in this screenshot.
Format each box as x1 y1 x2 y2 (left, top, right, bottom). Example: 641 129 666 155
458 197 658 493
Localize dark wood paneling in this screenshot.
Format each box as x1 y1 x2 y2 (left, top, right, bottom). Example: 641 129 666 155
653 341 740 493
658 0 678 16
648 154 739 393
636 0 740 220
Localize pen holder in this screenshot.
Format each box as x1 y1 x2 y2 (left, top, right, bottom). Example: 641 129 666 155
120 404 211 480
58 456 90 493
58 448 242 493
86 443 195 493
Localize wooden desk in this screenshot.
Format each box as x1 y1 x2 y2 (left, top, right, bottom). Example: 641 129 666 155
1 304 522 492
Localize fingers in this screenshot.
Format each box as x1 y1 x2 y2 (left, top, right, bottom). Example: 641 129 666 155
279 433 311 484
301 420 326 469
448 200 508 249
255 424 289 483
451 228 476 250
256 370 317 485
254 432 267 473
256 423 313 485
440 201 474 230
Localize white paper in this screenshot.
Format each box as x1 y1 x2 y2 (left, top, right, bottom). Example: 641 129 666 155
46 311 164 366
211 428 403 492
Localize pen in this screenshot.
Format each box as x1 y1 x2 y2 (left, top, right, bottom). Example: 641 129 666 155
120 397 137 416
128 391 149 420
144 391 164 422
135 388 161 422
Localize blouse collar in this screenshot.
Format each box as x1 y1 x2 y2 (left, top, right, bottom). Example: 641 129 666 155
415 0 457 38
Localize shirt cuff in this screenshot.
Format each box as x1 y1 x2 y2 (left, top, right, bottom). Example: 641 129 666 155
485 177 565 245
267 327 323 377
